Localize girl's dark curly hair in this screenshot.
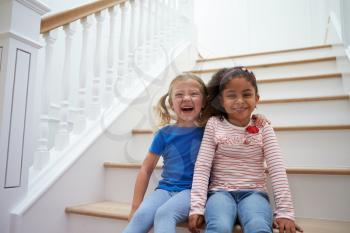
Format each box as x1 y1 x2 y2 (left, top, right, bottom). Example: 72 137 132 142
202 66 258 121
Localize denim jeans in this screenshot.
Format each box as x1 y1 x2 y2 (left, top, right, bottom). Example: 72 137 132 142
122 189 190 233
204 190 273 233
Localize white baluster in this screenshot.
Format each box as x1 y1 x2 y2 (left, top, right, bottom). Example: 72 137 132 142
74 17 91 134
144 0 154 69
55 24 75 150
127 0 137 79
152 0 160 61
159 0 167 50
165 0 172 49
129 0 138 57
136 0 146 67
33 32 56 170
169 0 177 47
89 12 104 120
115 3 129 97
103 6 117 108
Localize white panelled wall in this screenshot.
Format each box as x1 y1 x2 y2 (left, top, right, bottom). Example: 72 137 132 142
194 0 342 57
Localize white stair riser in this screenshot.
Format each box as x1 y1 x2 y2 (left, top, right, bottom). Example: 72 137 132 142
276 130 350 167
67 214 189 233
105 168 162 203
125 130 350 167
268 175 350 221
258 77 345 99
199 60 338 80
195 46 345 70
257 100 350 126
105 167 350 220
125 134 154 163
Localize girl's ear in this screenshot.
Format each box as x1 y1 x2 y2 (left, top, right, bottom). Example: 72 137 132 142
255 94 260 104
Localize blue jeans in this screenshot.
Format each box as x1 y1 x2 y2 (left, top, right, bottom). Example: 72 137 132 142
204 190 273 233
122 189 190 233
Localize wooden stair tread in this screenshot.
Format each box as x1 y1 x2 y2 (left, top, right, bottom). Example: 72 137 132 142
66 201 350 232
191 56 337 74
256 72 342 84
66 201 130 220
132 125 350 135
104 162 162 169
103 163 350 175
258 95 349 104
196 44 335 62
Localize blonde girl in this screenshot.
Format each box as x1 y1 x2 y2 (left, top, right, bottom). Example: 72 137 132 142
123 73 207 233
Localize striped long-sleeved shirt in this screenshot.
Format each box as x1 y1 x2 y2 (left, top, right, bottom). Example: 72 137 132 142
190 116 295 220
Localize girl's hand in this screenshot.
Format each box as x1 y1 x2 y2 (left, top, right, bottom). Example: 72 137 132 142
273 218 304 233
188 214 204 233
252 114 271 127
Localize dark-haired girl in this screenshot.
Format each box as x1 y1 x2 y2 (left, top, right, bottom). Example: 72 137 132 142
189 67 302 233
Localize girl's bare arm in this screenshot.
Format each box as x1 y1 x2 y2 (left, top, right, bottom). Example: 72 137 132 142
128 152 160 220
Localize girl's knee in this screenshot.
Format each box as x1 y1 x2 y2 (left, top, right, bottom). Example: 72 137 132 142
243 217 272 233
206 219 233 233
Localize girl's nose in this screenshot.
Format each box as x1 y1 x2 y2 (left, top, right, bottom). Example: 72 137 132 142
182 94 191 100
235 96 244 103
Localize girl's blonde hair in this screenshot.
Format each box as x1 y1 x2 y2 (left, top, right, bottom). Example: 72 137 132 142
156 73 208 127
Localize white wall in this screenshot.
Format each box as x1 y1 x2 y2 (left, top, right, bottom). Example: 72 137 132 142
40 0 94 15
193 0 341 58
341 0 350 48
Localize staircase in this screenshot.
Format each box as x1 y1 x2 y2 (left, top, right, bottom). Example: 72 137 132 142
65 44 350 232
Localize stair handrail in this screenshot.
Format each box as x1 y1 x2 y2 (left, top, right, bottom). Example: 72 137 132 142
23 0 195 216
40 0 126 33
324 11 343 44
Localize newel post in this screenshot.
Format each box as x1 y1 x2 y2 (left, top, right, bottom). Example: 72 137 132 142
0 0 49 233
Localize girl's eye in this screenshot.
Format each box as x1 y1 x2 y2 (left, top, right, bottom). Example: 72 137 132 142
191 92 200 97
243 93 253 98
175 93 183 98
226 94 237 98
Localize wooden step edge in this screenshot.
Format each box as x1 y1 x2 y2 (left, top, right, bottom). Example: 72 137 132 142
274 125 350 131
190 56 337 74
257 72 342 84
286 167 350 175
65 201 129 220
259 95 349 104
66 201 350 232
104 162 162 169
131 129 154 134
132 125 350 135
196 44 334 63
103 163 350 175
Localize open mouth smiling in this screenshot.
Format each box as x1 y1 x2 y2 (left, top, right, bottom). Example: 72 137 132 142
181 106 194 112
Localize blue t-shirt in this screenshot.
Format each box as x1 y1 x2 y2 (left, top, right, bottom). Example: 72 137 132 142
149 125 204 191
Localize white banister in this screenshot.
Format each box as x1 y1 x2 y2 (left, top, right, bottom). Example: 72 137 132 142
152 0 160 61
89 12 104 120
324 11 343 44
136 0 146 66
115 3 128 96
144 0 154 69
34 32 56 170
74 17 91 134
55 24 75 150
21 0 195 215
127 0 137 80
103 6 117 108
